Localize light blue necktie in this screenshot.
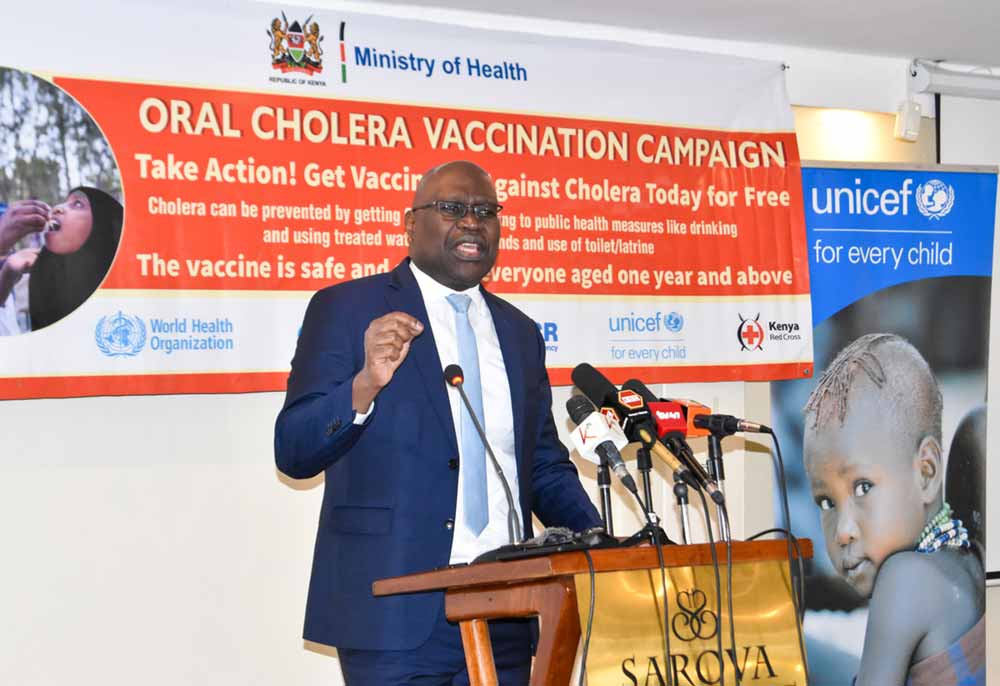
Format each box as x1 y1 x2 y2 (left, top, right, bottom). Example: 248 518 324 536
447 293 488 535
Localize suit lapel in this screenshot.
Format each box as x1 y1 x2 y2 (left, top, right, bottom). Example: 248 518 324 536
484 291 526 471
386 260 458 453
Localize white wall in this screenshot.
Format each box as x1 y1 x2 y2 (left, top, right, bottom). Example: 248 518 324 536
316 0 915 114
936 93 1000 684
2 3 996 685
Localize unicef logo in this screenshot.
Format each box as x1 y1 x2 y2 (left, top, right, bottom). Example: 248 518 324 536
916 179 955 219
664 311 684 333
95 312 147 357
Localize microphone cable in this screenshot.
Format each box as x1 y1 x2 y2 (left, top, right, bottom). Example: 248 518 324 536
577 548 596 686
765 429 805 610
719 500 739 686
747 526 808 686
680 440 740 686
693 484 730 686
628 487 675 686
753 426 811 686
745 528 806 607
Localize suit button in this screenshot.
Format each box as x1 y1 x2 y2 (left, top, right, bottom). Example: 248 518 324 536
447 458 459 470
325 419 342 437
445 518 454 531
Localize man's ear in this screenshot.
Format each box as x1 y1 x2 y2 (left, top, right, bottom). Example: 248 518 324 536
916 435 943 504
404 210 415 240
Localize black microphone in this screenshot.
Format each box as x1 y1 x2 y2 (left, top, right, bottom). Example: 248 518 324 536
566 394 638 495
694 414 772 435
443 364 522 544
570 362 651 437
570 364 720 501
621 379 716 488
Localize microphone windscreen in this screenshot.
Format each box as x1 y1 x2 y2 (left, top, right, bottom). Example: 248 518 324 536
565 394 596 425
648 401 690 436
570 363 617 405
443 364 464 387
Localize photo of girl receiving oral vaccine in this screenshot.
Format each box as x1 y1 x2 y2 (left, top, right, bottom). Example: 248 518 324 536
0 65 121 335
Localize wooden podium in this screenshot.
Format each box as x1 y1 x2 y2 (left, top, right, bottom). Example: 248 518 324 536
373 539 812 686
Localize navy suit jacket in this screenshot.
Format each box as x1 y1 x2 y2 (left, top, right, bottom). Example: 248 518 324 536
275 259 600 651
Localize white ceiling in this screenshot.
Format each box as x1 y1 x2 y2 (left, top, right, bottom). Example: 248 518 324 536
375 0 1000 68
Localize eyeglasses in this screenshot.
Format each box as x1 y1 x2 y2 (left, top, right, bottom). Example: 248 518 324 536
411 200 503 221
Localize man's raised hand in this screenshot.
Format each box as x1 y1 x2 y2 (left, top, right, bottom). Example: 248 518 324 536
351 312 424 412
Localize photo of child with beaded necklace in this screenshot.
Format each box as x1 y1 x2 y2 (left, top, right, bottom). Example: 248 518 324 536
803 333 985 686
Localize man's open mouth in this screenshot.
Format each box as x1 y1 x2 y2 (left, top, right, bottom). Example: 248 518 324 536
452 239 486 259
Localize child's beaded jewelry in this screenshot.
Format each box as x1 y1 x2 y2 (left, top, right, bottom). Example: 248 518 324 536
915 503 971 553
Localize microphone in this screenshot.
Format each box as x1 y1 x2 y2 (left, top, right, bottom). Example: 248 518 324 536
571 364 722 502
641 393 712 439
620 378 726 505
648 400 694 438
694 414 771 435
570 362 652 438
668 398 713 439
443 364 522 544
566 394 638 495
444 365 464 386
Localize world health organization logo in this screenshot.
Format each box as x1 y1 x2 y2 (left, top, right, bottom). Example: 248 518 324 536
95 312 147 357
916 179 955 219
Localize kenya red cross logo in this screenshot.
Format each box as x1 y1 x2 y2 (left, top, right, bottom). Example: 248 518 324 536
737 314 765 351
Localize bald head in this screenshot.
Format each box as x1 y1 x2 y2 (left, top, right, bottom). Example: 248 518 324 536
412 161 494 206
404 160 501 291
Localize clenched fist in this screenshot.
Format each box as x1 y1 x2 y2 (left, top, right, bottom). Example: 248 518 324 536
351 311 424 412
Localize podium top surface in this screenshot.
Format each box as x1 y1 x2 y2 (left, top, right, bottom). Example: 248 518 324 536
373 539 812 597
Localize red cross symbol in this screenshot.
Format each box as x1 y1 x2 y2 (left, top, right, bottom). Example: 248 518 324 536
740 321 765 350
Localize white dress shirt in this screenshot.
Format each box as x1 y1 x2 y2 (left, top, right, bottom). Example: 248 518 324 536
409 262 521 564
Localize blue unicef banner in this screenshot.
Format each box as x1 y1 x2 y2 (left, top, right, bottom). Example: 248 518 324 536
773 164 995 686
805 167 996 323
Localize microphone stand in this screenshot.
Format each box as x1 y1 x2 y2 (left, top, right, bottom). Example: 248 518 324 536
596 458 615 536
451 379 523 545
706 432 731 542
636 445 655 515
673 481 692 544
617 444 672 547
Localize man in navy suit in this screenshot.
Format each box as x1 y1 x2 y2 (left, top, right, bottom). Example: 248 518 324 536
275 160 601 685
